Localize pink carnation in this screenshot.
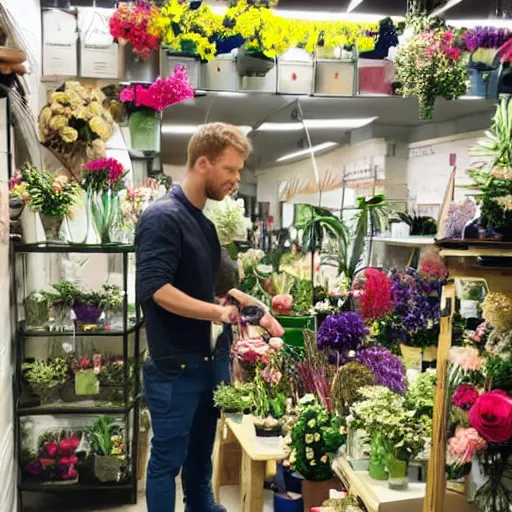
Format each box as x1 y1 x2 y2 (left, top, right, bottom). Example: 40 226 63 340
450 347 485 372
233 338 271 363
268 337 284 351
447 427 487 465
452 383 480 411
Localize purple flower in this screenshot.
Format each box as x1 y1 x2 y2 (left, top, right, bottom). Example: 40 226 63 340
463 27 512 53
317 312 368 358
355 346 407 394
443 198 476 239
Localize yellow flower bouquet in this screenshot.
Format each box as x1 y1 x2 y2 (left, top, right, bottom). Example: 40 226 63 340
39 82 114 174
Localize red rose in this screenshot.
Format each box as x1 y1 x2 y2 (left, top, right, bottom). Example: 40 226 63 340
468 390 512 444
452 384 480 411
45 441 58 457
272 294 293 315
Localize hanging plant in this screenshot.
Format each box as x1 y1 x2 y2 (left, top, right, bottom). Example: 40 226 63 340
395 29 468 120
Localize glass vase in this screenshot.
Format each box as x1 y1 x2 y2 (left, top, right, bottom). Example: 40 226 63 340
50 303 73 331
128 108 161 152
24 294 49 330
368 434 389 481
388 457 409 490
88 190 121 245
40 214 64 243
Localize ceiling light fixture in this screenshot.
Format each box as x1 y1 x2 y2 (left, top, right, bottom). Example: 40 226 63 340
276 142 338 163
162 124 252 135
346 0 365 13
257 118 377 131
429 0 463 18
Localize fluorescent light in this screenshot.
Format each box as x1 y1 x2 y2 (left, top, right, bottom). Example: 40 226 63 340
447 18 512 28
215 91 248 97
347 0 365 13
277 142 338 162
257 118 377 131
162 124 252 135
429 0 463 18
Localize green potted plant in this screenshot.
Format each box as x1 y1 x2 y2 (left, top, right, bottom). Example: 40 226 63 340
44 281 80 330
73 290 105 326
22 357 69 404
98 359 134 404
85 416 127 483
100 285 124 330
23 292 49 330
213 382 255 416
286 395 346 509
71 354 102 397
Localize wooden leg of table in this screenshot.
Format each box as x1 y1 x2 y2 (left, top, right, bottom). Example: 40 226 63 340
241 453 265 512
213 419 242 502
212 419 225 503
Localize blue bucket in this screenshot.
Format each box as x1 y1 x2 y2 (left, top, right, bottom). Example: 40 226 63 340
273 492 304 512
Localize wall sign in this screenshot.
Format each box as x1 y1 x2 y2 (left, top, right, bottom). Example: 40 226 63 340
408 145 435 158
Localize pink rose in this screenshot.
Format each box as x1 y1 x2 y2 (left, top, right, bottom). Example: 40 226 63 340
469 391 512 444
450 347 484 372
452 384 480 411
272 294 293 315
268 337 284 351
45 441 57 457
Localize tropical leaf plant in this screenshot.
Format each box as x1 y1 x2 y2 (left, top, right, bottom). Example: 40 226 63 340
393 212 437 235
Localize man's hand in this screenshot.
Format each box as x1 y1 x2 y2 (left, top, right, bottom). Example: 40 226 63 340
219 305 240 325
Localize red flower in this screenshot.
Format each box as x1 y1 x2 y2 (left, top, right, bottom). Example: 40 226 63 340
452 383 480 411
272 294 293 315
357 268 394 321
39 458 56 469
69 455 78 465
45 441 58 457
469 390 512 444
59 457 70 465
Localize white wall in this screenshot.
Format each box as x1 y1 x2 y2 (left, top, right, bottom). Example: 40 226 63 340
1 2 42 510
406 132 482 210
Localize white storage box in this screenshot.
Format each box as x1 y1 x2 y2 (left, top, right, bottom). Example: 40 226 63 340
160 49 201 89
314 59 356 95
200 55 238 91
238 66 277 93
277 48 314 95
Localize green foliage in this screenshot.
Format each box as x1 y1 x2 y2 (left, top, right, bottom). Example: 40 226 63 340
101 285 123 312
394 212 437 235
17 163 80 217
405 370 436 418
485 355 512 390
291 278 313 314
85 416 121 456
22 357 69 392
213 383 255 413
288 397 346 481
43 281 81 306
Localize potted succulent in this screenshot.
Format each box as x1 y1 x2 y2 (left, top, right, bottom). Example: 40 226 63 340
85 416 126 483
213 382 255 416
22 357 69 405
23 292 49 330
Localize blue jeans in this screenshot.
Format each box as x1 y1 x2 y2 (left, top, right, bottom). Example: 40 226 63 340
144 349 230 511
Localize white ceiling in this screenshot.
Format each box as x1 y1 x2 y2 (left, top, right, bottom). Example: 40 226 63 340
160 92 496 169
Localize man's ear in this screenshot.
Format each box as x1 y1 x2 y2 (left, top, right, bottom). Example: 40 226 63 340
195 156 209 175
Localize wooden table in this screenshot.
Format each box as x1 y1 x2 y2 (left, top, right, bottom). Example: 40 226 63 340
212 414 286 512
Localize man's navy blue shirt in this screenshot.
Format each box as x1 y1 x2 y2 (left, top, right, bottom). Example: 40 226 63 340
135 185 221 361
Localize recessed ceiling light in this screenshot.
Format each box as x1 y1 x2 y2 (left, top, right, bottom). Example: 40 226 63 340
276 142 338 163
257 118 377 131
162 124 252 135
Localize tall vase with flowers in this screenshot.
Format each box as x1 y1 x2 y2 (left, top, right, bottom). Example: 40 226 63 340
120 65 194 152
110 1 163 82
82 158 127 245
10 163 80 243
395 29 467 120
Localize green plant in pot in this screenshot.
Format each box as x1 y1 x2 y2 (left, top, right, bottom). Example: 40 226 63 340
100 285 124 330
213 382 255 415
24 292 49 330
85 416 126 483
43 281 81 330
22 357 69 404
71 354 102 397
98 359 134 404
73 290 105 326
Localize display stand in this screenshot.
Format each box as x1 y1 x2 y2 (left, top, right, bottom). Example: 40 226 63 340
423 240 512 512
12 243 143 511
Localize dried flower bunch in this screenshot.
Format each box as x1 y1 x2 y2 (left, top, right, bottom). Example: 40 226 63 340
39 82 114 163
481 292 512 331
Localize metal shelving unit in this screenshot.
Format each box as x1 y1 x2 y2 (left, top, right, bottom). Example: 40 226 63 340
12 242 143 510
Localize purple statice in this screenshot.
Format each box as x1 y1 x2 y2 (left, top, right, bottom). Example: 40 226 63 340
463 27 512 53
317 312 368 360
443 198 477 239
355 346 407 394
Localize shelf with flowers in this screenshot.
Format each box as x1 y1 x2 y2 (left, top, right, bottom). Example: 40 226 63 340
21 416 130 488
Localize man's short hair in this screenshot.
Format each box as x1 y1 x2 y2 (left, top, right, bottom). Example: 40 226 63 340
215 247 239 297
187 122 252 169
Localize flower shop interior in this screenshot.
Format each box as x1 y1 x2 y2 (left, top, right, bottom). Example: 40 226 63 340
1 0 512 512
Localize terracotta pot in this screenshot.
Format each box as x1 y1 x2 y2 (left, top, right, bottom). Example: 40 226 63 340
301 477 341 512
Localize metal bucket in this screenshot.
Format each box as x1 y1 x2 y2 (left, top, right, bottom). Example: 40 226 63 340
118 43 159 83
